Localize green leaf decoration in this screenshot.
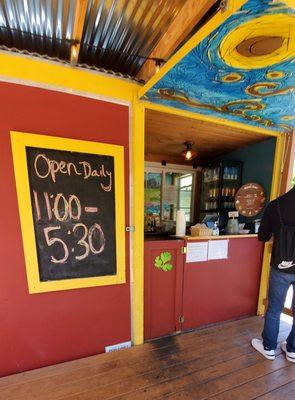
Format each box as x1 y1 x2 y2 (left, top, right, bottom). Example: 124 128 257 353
154 252 173 272
161 252 172 264
162 263 173 272
154 256 163 268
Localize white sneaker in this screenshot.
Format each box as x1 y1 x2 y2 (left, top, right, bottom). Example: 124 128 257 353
280 341 295 363
251 338 275 360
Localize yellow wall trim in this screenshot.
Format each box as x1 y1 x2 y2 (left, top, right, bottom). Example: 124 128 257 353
0 51 140 103
131 100 145 345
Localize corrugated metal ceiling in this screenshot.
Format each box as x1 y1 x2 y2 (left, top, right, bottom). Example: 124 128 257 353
0 0 187 77
0 0 77 60
80 0 185 75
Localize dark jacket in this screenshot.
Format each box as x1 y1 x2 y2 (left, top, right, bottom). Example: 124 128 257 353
258 187 295 273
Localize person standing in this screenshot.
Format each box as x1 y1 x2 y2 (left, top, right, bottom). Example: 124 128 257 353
251 186 295 363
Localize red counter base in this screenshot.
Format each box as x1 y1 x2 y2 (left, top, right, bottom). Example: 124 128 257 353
182 238 264 331
144 237 264 340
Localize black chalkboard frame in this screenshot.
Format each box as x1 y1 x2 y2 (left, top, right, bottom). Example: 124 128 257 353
11 131 126 293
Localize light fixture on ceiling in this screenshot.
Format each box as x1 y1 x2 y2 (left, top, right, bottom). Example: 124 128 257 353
154 58 166 73
182 141 197 161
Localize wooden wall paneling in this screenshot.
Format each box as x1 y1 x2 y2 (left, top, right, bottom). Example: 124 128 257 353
137 0 217 82
145 109 269 164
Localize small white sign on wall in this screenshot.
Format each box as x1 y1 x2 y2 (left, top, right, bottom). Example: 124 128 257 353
208 240 229 260
105 341 132 353
186 242 208 263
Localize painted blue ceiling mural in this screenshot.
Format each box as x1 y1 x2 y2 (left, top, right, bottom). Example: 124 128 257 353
142 0 295 133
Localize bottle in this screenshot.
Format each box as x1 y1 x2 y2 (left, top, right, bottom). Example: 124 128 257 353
215 168 219 181
229 167 233 180
212 221 219 236
223 167 227 180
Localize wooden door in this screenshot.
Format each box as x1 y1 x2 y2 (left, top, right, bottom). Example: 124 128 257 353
144 239 185 340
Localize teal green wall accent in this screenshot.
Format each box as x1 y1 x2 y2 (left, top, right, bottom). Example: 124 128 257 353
218 138 276 221
220 138 276 201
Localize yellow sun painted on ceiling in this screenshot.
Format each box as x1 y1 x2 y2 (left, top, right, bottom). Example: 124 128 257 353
219 14 295 70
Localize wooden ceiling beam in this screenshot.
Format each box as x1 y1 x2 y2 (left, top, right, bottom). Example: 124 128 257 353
70 0 88 65
137 0 217 82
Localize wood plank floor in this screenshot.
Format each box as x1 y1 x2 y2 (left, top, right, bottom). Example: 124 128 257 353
0 316 294 400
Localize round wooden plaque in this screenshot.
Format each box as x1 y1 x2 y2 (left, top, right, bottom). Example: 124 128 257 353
235 183 266 217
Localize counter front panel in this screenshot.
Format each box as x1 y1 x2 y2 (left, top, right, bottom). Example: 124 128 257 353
144 235 264 339
182 237 264 331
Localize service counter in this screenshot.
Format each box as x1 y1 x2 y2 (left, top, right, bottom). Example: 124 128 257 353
144 235 264 340
185 234 258 240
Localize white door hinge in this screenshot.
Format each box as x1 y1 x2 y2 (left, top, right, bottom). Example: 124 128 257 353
125 226 135 232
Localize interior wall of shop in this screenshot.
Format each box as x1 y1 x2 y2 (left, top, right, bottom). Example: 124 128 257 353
0 82 131 377
218 137 276 212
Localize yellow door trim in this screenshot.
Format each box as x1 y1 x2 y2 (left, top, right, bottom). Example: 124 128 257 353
257 133 286 315
131 100 145 344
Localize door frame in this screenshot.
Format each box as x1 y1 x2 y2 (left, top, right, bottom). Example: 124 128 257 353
138 101 285 328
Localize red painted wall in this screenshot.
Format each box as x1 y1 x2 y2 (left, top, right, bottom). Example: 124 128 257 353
183 238 264 330
0 82 131 377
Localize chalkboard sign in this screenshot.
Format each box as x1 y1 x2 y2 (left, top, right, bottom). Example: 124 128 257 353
11 131 126 293
26 147 117 281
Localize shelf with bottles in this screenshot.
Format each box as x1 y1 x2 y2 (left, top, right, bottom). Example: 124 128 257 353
205 186 220 200
203 167 221 184
201 160 242 215
202 199 219 212
222 166 239 181
221 187 237 198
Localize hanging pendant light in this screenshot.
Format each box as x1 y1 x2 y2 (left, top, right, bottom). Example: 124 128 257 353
182 141 197 161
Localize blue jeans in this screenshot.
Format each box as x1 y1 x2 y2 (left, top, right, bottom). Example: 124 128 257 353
262 267 295 352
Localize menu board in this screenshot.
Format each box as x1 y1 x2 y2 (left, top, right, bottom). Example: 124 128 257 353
235 183 266 217
26 147 116 282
